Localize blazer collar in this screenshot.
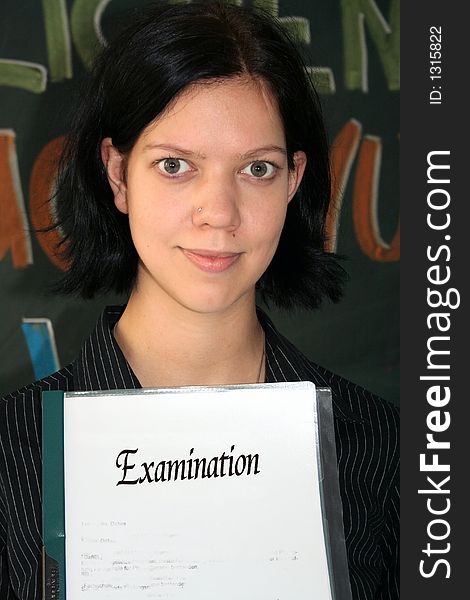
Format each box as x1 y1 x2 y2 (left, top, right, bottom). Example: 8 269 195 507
73 305 360 422
74 306 140 391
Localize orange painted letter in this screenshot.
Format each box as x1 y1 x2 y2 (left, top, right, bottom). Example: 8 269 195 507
353 135 400 261
0 130 33 268
327 119 362 252
29 136 67 270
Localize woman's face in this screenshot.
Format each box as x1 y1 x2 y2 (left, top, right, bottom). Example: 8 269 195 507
103 77 306 316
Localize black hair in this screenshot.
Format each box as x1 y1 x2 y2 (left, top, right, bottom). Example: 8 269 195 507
54 0 346 309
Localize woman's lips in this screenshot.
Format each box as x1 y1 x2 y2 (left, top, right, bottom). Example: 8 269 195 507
181 249 242 273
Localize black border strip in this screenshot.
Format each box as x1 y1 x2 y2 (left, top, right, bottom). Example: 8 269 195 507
401 2 466 597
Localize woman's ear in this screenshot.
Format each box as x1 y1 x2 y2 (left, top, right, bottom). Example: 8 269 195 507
287 151 307 203
101 137 128 214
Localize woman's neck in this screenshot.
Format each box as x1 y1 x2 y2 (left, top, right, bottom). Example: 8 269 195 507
113 288 265 388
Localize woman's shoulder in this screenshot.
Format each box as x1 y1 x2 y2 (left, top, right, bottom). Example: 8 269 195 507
260 308 399 428
1 365 74 413
294 343 399 439
1 366 74 501
307 358 399 425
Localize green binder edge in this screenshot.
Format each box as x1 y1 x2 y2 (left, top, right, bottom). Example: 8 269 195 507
42 390 66 600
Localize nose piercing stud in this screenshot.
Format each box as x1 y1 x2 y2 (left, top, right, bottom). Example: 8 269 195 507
197 207 203 213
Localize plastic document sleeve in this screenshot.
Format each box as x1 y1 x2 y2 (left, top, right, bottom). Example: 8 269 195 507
42 383 351 600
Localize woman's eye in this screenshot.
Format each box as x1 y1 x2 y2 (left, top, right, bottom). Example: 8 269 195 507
242 161 276 178
157 157 191 175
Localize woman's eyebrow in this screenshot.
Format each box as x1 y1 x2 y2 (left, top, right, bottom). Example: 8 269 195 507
142 143 206 158
239 145 287 159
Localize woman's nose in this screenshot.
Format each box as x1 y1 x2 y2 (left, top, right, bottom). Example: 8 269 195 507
192 174 242 231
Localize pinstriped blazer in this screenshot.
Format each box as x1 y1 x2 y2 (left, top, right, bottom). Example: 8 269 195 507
0 306 399 600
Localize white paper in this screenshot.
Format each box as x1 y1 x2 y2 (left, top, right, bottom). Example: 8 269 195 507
64 382 332 599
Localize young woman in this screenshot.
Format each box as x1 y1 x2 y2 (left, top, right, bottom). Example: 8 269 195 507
0 2 399 598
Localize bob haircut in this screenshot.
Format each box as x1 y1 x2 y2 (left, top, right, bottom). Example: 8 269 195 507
54 0 346 309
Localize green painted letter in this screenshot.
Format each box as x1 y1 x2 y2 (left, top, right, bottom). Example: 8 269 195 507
342 0 399 91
